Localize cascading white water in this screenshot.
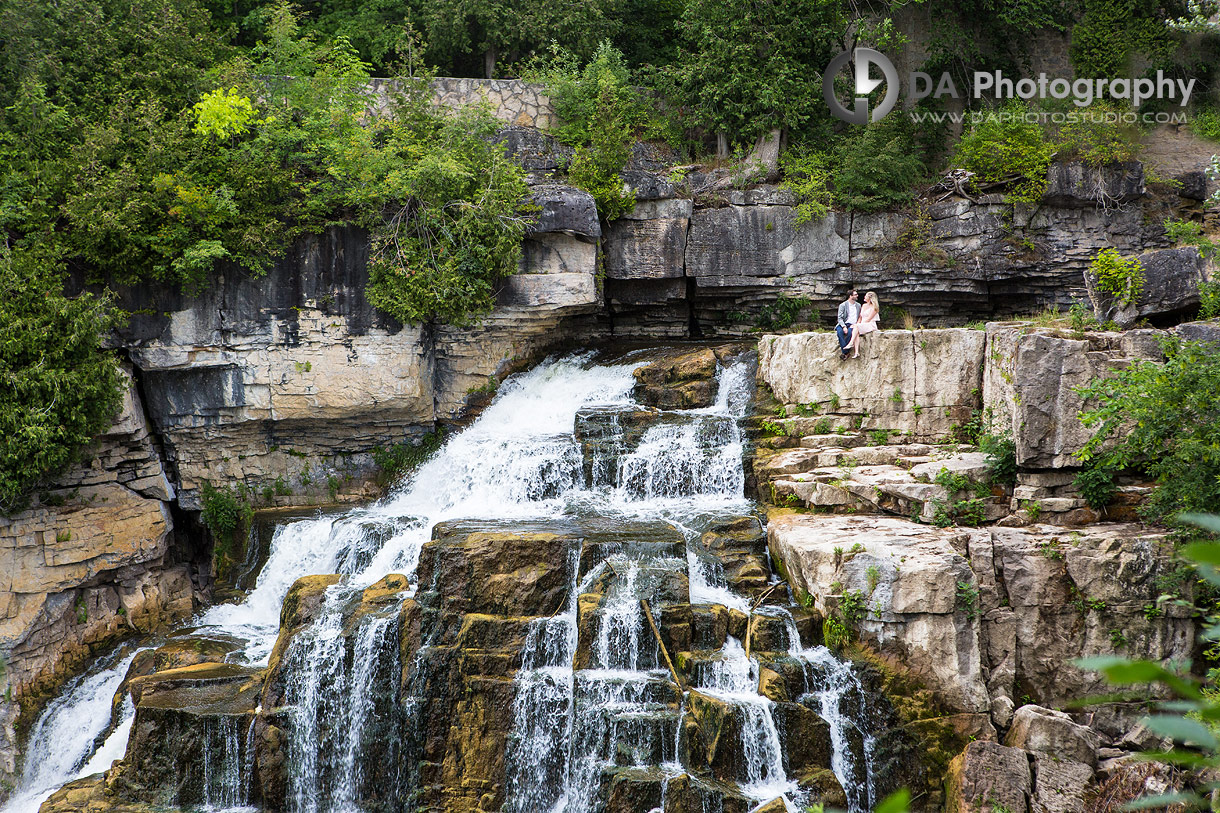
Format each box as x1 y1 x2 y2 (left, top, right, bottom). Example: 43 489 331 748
200 715 254 811
283 610 400 813
0 650 142 813
12 349 883 813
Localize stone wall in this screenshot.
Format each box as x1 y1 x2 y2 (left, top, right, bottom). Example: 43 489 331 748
367 77 556 129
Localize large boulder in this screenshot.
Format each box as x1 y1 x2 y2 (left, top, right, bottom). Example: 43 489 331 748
984 523 1192 711
631 347 720 409
1030 753 1092 813
526 183 601 238
1004 705 1099 767
758 329 987 440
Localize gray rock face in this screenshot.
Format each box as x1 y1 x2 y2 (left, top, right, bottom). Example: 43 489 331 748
1176 170 1211 201
527 183 601 238
1175 318 1220 344
1005 705 1100 767
495 126 572 171
769 516 1192 724
758 329 987 440
945 741 1032 813
1085 246 1205 327
596 160 1179 335
604 199 692 280
982 324 1165 469
67 223 607 510
1043 161 1145 206
686 204 794 284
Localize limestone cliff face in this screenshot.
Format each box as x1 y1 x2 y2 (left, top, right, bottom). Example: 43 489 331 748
756 321 1217 808
0 366 199 785
87 188 605 513
604 160 1214 335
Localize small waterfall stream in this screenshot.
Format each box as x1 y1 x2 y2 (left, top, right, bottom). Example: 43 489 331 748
1 649 143 813
7 349 882 813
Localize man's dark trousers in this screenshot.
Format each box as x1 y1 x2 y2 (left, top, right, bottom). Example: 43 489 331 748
835 324 851 353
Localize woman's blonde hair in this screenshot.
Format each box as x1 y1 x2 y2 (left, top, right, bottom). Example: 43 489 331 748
865 291 880 312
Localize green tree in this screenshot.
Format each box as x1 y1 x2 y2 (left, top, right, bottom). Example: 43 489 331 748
673 0 843 152
0 246 122 513
831 117 926 212
952 100 1059 204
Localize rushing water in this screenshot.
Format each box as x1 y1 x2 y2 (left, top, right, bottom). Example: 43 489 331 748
8 349 880 813
1 649 142 813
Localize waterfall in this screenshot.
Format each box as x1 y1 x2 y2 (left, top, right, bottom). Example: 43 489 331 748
283 610 401 813
14 349 884 813
0 649 142 813
199 714 255 811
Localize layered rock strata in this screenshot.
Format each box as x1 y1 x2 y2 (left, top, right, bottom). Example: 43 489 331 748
756 319 1213 809
0 367 200 791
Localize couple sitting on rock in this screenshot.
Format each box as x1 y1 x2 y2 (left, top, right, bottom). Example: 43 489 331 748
835 289 880 360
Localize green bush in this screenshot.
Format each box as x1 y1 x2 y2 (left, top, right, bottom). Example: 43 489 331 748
830 118 926 213
1056 104 1143 166
200 481 253 565
671 0 842 149
1076 338 1220 520
779 148 832 226
1192 106 1220 142
953 101 1058 204
1165 218 1219 260
525 40 660 147
1074 464 1117 510
366 108 532 325
373 428 447 485
1089 248 1145 306
0 246 123 513
1200 279 1220 319
980 433 1017 485
526 41 645 221
2 0 533 325
757 293 810 330
1070 0 1175 79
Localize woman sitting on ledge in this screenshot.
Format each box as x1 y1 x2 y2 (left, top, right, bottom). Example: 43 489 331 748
848 291 880 358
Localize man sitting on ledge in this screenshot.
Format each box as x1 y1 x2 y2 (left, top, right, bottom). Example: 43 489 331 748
835 289 859 361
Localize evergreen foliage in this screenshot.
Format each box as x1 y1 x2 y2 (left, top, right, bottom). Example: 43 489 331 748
952 101 1058 204
0 246 122 513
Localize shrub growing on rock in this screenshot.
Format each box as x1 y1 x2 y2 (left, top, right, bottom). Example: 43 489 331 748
1089 248 1145 307
1076 338 1220 521
952 101 1058 204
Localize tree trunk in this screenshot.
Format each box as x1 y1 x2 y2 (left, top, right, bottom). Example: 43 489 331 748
483 46 497 79
716 132 729 159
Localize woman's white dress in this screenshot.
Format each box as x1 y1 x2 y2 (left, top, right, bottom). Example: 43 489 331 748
855 308 879 336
